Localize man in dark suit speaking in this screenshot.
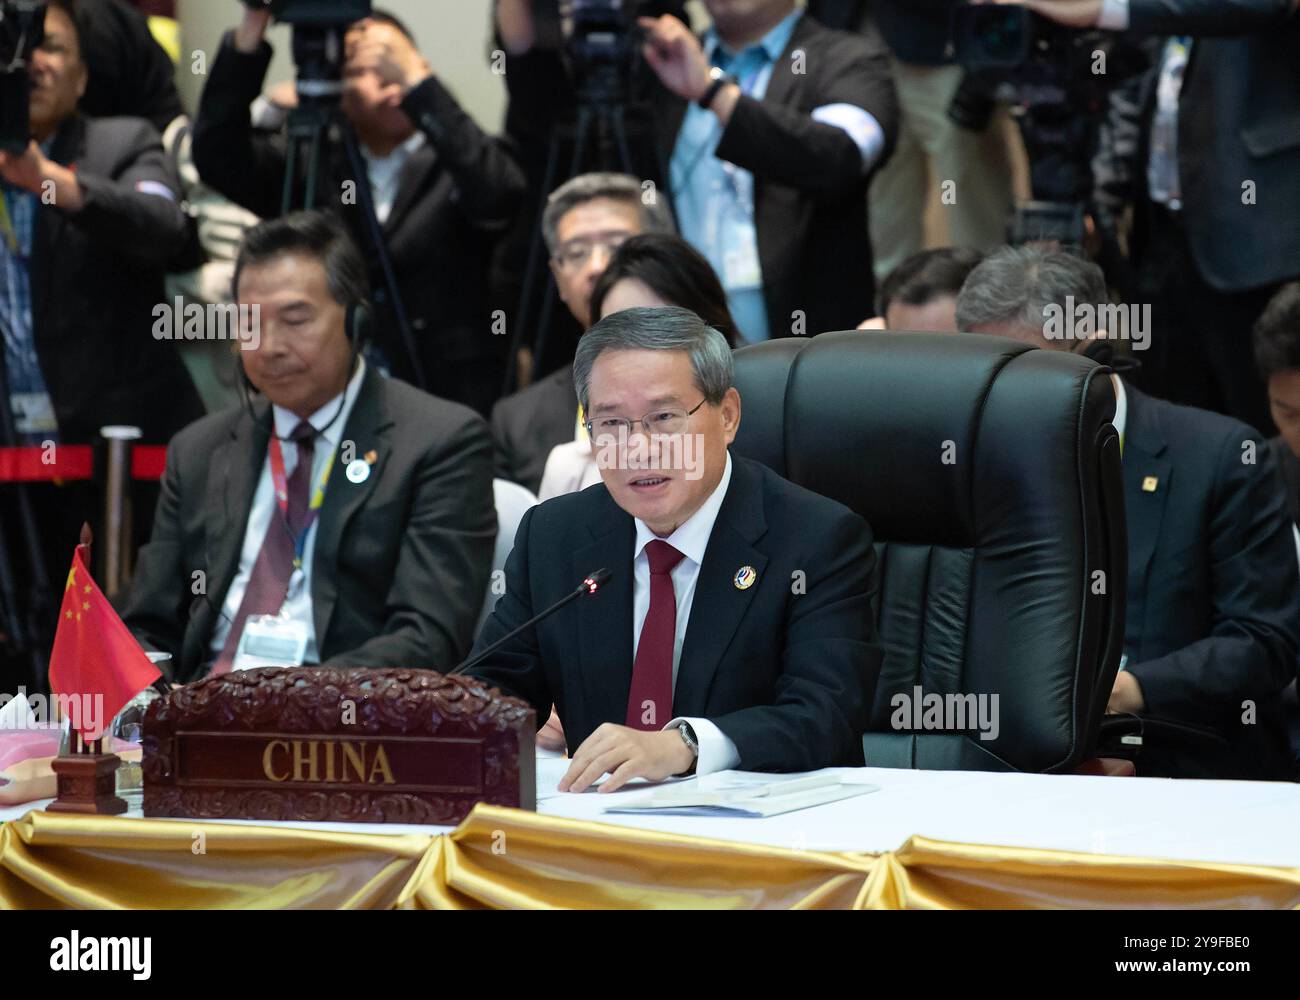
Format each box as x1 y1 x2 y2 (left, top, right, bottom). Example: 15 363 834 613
469 307 881 791
122 211 496 683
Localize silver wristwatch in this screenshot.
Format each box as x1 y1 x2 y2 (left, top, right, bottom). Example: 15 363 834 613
678 721 700 754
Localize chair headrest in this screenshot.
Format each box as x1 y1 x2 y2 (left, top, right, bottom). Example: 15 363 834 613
733 331 1115 546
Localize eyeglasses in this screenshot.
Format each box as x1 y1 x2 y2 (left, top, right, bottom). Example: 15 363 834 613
553 232 631 270
584 399 707 439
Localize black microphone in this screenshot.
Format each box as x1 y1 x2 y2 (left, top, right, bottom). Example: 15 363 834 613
449 569 612 677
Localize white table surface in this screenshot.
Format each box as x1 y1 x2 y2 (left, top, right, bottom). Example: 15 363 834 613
5 752 1300 869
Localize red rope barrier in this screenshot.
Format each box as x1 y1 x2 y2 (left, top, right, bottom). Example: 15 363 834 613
130 446 168 481
0 445 94 482
0 445 168 483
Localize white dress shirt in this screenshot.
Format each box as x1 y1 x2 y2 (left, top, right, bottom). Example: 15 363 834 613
208 360 368 664
631 452 741 775
363 132 425 225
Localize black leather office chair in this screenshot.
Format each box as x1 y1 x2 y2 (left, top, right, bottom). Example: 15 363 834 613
731 331 1127 773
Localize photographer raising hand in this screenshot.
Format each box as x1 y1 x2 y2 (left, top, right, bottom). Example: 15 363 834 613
0 0 201 695
192 4 525 416
982 0 1300 434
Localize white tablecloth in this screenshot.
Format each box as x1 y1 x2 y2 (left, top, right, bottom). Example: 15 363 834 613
5 754 1300 869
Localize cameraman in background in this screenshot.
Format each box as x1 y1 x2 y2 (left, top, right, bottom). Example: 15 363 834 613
492 0 687 382
496 0 898 348
0 0 201 696
1005 0 1300 435
192 3 526 416
808 0 1015 284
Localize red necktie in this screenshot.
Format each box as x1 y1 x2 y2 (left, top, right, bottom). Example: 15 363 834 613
212 421 317 675
626 540 686 730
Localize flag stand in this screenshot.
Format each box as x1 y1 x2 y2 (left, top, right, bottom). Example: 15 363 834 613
47 728 127 815
46 522 128 811
44 521 158 815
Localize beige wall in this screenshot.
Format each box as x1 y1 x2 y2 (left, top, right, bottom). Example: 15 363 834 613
175 0 507 132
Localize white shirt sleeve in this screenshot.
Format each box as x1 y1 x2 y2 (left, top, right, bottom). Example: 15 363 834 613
666 717 741 775
810 104 887 173
1098 0 1131 30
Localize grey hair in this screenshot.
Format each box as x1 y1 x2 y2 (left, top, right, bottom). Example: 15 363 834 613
541 172 675 254
955 245 1108 343
573 306 733 412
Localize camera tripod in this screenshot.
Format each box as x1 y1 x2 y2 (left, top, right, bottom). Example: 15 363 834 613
504 57 674 393
280 25 428 389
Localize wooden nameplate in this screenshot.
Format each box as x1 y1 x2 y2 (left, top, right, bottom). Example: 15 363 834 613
142 666 535 825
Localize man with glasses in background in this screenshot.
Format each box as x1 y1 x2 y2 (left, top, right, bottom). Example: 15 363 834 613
490 172 673 494
469 306 881 791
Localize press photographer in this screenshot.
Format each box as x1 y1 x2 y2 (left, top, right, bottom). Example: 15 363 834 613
493 0 687 384
191 1 526 416
496 0 898 360
1001 0 1300 435
949 2 1149 247
804 0 1016 285
0 0 200 695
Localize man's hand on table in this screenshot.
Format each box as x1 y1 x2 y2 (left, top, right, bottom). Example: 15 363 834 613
558 723 694 794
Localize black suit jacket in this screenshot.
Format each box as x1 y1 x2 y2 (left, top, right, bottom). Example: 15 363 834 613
1122 384 1300 778
1269 436 1300 531
33 114 202 445
1125 0 1300 292
468 455 881 771
651 13 899 338
191 34 526 414
79 0 184 134
121 367 497 683
489 364 577 494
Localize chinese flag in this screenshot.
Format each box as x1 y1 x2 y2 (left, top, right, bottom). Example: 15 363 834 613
48 544 161 740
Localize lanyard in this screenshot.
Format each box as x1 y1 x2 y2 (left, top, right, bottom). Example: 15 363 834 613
0 194 18 254
268 434 336 568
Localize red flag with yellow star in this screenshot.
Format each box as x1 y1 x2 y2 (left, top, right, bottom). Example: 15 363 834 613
48 544 161 740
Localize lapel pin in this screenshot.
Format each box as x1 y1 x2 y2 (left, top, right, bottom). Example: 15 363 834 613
1141 475 1159 493
364 449 378 465
346 459 370 484
733 565 757 590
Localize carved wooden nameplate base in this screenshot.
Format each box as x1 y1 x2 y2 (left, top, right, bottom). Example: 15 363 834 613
48 752 128 815
143 666 536 825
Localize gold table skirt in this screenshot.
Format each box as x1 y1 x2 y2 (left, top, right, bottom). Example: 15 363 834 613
2 804 1299 909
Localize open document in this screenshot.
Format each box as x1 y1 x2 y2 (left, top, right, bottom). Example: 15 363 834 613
603 772 879 818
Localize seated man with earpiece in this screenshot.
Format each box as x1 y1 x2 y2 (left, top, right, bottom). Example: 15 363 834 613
121 210 497 684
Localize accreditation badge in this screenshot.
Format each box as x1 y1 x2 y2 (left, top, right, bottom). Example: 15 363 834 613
232 614 309 672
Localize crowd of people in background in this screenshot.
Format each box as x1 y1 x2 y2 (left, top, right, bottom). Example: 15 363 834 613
1 0 1299 780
